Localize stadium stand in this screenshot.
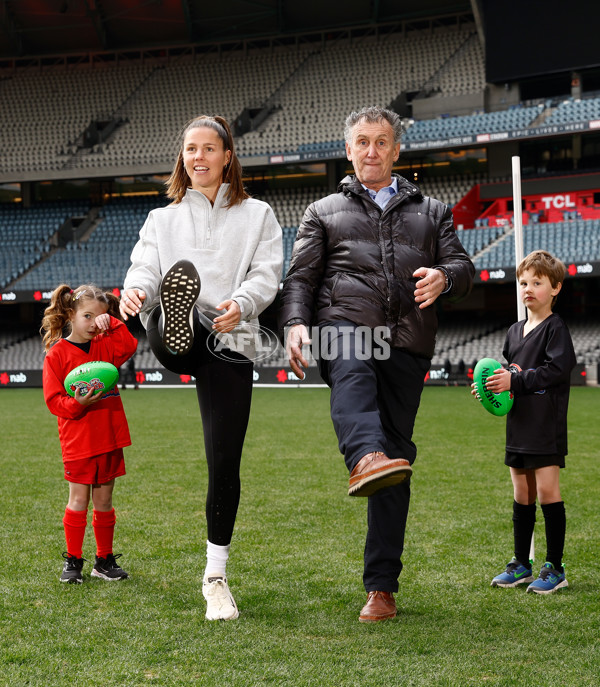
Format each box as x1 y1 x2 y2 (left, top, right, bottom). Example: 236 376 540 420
4 186 600 294
402 104 544 143
0 200 90 287
544 96 600 126
1 17 599 377
420 174 487 208
12 196 166 290
236 25 483 156
430 321 508 368
0 23 485 173
0 65 154 174
474 219 600 269
1 334 44 369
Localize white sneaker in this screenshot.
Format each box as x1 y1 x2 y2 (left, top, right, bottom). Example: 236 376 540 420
202 576 239 621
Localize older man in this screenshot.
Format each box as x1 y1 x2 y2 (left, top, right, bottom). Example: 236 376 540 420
278 106 474 622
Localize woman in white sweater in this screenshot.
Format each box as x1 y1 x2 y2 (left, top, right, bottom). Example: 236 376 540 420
120 115 283 620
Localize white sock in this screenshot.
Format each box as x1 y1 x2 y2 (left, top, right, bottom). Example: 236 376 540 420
204 540 230 580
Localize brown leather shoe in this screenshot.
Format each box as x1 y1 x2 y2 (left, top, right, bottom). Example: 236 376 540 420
359 591 397 623
348 451 412 497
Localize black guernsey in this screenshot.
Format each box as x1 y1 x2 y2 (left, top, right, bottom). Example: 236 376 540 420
503 313 576 456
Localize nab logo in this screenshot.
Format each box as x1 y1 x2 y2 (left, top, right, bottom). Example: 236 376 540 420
1 371 27 385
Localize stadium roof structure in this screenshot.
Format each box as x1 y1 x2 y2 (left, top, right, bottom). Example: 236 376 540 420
0 0 475 61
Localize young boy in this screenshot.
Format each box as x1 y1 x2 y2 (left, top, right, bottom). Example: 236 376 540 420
484 250 576 594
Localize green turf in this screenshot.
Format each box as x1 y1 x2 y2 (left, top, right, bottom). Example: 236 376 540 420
1 386 599 686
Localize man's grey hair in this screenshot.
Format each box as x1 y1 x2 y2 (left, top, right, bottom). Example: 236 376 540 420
344 106 403 145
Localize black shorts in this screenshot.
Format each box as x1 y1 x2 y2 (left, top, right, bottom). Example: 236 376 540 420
505 451 565 470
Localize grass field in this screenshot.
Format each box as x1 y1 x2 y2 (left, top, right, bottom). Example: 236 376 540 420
1 386 599 686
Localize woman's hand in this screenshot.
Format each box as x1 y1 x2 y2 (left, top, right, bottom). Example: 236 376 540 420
120 289 146 321
211 300 241 333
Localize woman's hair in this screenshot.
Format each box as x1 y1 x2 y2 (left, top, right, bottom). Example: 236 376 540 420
165 115 249 207
40 284 122 351
517 250 566 306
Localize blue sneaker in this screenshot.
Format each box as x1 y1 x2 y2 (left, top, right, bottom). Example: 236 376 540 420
527 562 568 594
491 558 534 587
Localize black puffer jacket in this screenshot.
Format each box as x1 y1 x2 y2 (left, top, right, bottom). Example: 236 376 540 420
278 175 475 359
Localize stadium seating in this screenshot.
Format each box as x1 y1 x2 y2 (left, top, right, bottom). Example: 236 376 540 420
544 96 600 126
0 23 487 173
420 173 487 207
474 219 600 269
3 24 600 177
0 64 154 174
1 334 45 369
11 196 166 290
0 200 90 288
235 25 483 157
5 192 600 292
430 321 509 368
569 322 600 364
403 105 543 143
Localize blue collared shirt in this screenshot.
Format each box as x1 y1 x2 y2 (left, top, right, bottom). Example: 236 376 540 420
362 177 398 209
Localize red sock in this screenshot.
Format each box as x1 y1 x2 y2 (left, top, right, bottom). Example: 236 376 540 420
63 508 88 559
92 509 116 558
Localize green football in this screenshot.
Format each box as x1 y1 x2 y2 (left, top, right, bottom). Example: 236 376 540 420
472 357 514 417
64 361 119 397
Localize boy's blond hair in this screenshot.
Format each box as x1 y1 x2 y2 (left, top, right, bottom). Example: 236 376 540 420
517 250 566 306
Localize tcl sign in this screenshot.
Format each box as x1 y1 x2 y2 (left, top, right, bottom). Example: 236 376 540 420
540 194 576 209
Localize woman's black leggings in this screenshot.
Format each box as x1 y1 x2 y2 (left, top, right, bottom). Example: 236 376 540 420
147 307 254 545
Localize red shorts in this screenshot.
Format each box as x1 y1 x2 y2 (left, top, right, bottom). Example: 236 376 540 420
64 449 126 485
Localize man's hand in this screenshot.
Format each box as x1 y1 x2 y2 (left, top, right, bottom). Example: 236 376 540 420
285 324 311 380
413 267 446 309
119 289 146 321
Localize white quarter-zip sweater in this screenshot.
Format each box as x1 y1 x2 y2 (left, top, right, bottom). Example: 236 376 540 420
123 185 283 359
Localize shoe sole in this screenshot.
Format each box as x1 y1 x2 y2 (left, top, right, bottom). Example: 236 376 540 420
60 577 83 584
527 579 568 594
160 260 201 355
205 608 240 621
491 576 534 588
91 569 128 581
349 464 412 497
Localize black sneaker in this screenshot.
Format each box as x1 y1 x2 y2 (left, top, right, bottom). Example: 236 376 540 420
91 553 129 581
60 552 85 584
160 260 201 355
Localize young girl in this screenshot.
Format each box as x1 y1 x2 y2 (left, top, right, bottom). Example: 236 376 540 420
41 284 138 584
